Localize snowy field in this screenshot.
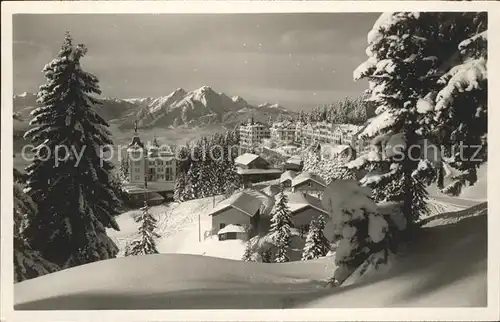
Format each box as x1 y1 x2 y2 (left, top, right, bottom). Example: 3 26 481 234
15 201 487 309
107 195 247 260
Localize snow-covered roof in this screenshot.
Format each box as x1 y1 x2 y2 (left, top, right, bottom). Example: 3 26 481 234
243 189 275 216
286 192 329 215
280 170 297 183
128 134 145 150
286 156 303 166
208 190 274 218
234 153 260 166
217 224 247 235
321 144 350 156
271 120 294 129
236 168 282 175
291 171 327 188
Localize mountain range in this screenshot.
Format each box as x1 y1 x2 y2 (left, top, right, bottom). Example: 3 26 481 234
13 86 294 136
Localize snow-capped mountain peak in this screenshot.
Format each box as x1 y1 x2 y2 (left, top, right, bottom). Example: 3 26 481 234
14 86 294 130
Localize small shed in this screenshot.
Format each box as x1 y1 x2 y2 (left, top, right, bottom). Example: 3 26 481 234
217 224 247 241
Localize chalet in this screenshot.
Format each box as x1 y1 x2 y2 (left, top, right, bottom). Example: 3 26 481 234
234 153 270 169
235 153 283 184
291 171 327 197
280 170 297 188
286 192 329 236
208 190 274 237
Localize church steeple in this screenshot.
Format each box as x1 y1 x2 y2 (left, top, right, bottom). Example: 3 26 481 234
152 133 159 147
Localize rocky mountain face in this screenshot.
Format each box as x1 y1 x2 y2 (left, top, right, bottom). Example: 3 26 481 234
13 86 294 133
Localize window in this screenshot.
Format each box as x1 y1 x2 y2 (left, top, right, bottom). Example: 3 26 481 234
135 175 140 181
135 167 140 173
308 181 313 187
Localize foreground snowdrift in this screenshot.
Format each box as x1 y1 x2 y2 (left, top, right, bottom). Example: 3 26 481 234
15 202 487 309
15 255 335 310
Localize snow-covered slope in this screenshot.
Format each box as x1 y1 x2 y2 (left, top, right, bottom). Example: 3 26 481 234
15 202 487 309
107 195 247 260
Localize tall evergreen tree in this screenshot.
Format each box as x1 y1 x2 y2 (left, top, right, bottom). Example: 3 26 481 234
301 216 330 261
223 160 242 198
125 201 160 256
119 155 129 183
187 161 201 199
420 13 487 195
350 12 488 230
351 12 443 227
269 186 293 263
23 32 120 268
174 172 187 202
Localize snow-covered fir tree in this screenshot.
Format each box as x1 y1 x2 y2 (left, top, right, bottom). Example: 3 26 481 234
198 137 212 198
223 160 242 198
174 172 187 202
119 155 129 183
303 149 356 185
350 12 449 227
187 161 201 200
419 13 487 196
14 182 60 282
259 249 273 263
22 32 120 268
125 201 160 256
242 241 254 261
301 215 330 261
322 180 390 284
269 186 293 263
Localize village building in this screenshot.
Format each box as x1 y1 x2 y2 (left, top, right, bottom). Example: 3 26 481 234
234 153 283 185
279 170 297 188
286 191 330 237
123 123 176 206
239 118 271 150
234 153 270 169
292 121 366 152
291 171 327 197
270 120 296 144
207 190 275 238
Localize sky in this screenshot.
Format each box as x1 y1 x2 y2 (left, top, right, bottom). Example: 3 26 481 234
13 13 379 111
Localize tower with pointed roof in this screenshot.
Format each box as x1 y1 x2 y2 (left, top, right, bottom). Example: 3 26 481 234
127 121 146 185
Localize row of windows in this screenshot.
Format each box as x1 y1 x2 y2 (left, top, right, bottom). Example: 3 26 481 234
133 174 175 181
